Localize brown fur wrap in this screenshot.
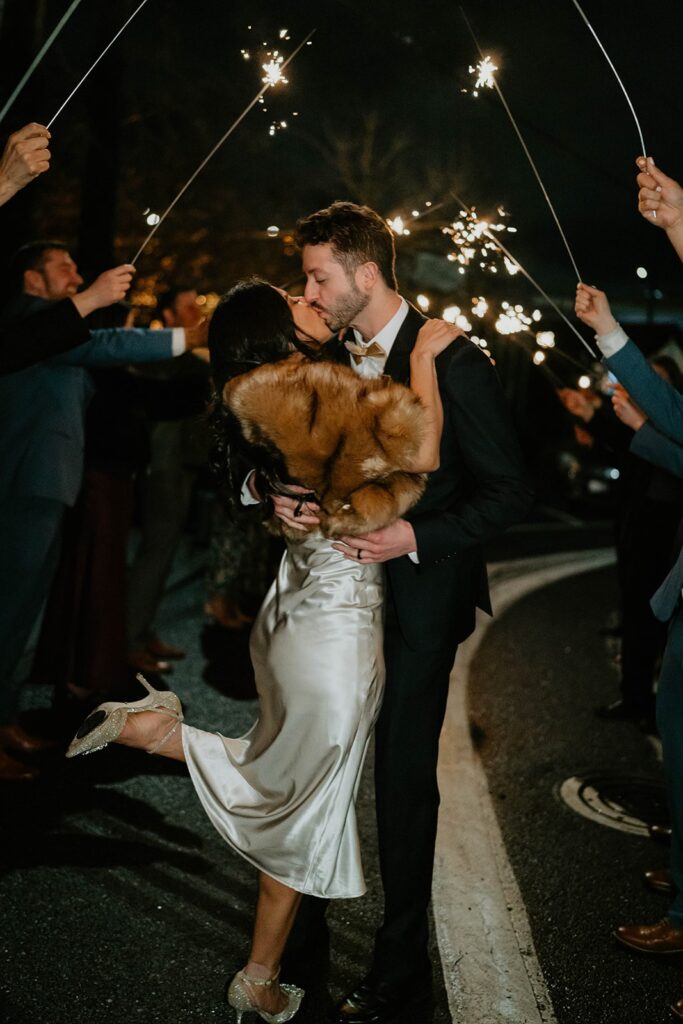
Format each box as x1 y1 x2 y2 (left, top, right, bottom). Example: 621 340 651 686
223 355 427 539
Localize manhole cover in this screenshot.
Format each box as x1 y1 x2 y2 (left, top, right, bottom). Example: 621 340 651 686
556 774 667 835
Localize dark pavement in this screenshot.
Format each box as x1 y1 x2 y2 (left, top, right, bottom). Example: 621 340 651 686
470 561 673 1024
0 524 674 1024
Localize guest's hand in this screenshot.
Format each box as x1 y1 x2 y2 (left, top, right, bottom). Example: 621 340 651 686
333 520 417 563
557 387 597 423
575 283 618 336
413 319 464 360
612 384 646 431
272 486 320 532
0 123 51 205
71 264 135 318
636 157 683 230
185 319 209 350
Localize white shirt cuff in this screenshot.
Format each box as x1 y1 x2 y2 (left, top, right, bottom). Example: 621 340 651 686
171 328 185 355
595 323 629 358
408 551 419 564
241 471 260 506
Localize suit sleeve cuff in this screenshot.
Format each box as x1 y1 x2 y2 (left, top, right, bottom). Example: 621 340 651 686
595 324 629 358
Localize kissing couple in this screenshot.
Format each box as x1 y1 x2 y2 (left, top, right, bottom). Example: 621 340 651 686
68 200 532 1022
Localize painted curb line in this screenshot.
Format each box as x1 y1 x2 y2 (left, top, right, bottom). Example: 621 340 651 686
433 548 615 1023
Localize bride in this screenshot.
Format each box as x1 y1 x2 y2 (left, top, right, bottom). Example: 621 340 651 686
67 278 462 1022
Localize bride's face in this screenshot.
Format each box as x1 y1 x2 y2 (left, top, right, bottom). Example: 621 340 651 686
274 287 332 344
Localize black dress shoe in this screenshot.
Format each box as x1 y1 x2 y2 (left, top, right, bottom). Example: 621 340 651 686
335 976 433 1024
650 824 673 845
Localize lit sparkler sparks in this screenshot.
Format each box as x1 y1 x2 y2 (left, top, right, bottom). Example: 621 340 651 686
495 301 535 335
262 53 288 87
443 204 518 275
468 55 498 96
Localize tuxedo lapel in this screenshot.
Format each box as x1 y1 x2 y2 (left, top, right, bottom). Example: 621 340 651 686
383 304 425 384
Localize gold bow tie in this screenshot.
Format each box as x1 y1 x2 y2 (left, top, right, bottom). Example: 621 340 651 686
344 340 386 365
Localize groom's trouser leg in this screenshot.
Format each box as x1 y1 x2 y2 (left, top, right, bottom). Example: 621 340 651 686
372 612 457 985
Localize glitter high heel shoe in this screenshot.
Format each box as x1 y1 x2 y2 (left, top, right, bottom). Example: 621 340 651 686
65 674 183 758
226 968 304 1023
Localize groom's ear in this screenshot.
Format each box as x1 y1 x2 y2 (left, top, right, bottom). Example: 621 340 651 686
356 261 380 293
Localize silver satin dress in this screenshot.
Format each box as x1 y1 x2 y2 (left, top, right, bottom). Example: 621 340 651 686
182 532 385 899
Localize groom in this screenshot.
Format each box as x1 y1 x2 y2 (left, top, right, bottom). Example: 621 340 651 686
269 201 533 1023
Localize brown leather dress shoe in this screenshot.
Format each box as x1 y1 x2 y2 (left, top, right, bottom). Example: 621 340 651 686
0 748 39 781
147 635 186 660
615 919 683 954
672 997 683 1019
644 868 676 896
0 721 57 754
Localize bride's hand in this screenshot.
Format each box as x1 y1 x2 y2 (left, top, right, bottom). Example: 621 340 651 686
412 319 465 360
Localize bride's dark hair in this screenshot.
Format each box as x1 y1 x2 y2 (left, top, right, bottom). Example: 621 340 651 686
207 277 320 509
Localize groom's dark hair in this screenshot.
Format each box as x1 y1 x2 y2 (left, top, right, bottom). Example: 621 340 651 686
295 201 398 290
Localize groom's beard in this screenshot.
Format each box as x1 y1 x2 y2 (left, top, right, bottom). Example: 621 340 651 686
316 282 369 333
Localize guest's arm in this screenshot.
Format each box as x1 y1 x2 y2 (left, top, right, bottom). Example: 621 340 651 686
0 265 135 374
575 282 683 445
630 422 683 479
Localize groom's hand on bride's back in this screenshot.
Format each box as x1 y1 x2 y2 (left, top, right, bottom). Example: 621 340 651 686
272 487 321 532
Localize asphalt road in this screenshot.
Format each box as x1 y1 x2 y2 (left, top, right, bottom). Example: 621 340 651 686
0 527 673 1024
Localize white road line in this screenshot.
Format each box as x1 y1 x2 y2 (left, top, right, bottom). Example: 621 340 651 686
434 548 615 1023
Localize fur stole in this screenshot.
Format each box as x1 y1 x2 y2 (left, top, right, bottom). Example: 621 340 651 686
223 355 427 538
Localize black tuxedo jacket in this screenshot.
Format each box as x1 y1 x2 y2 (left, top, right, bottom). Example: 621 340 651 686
325 304 533 650
0 297 90 375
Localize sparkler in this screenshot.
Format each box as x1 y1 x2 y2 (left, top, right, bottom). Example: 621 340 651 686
0 0 85 126
569 0 646 158
459 7 582 282
443 203 517 275
131 28 315 265
450 191 597 358
47 0 150 128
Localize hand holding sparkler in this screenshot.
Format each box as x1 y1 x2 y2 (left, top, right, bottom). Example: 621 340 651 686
71 265 136 318
612 384 646 432
636 157 683 254
0 123 51 206
574 283 618 337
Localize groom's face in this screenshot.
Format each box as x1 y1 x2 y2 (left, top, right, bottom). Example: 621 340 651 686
302 243 369 332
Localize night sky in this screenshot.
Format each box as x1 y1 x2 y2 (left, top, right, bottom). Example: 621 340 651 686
0 0 682 321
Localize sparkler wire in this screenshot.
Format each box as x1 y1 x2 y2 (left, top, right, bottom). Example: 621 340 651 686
459 6 582 283
47 0 150 128
569 0 646 157
0 0 85 126
131 28 316 265
449 191 597 358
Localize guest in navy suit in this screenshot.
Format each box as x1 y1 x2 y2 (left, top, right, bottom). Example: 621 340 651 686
0 241 206 780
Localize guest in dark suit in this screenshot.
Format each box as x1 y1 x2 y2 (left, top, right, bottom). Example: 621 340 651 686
576 283 683 970
558 371 683 729
0 242 206 780
244 202 533 1022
